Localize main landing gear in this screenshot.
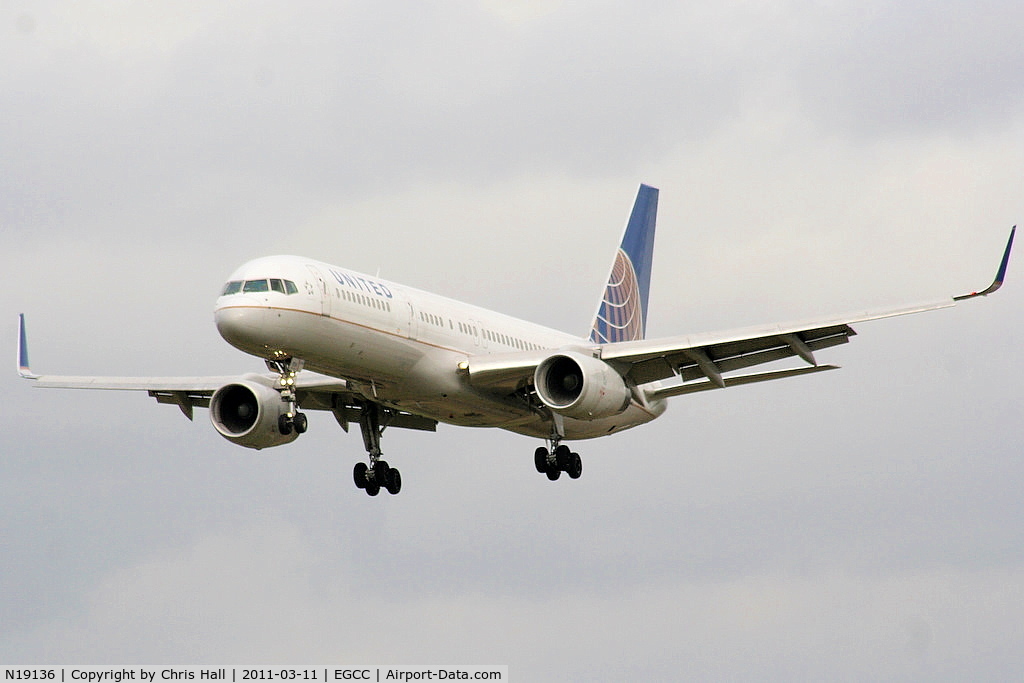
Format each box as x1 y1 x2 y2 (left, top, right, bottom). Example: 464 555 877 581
533 414 582 481
268 358 308 436
352 401 402 496
534 443 583 481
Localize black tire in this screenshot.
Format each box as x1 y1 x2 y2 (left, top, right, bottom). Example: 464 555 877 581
375 460 390 483
554 444 571 470
534 447 549 473
567 452 583 479
546 468 561 481
365 482 381 496
278 414 293 435
353 462 368 489
385 468 402 495
293 412 308 434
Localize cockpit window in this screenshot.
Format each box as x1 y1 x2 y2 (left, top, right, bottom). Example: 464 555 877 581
243 279 270 293
223 278 299 295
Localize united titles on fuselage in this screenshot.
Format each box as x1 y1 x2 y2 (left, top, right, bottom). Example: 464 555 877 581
329 269 393 299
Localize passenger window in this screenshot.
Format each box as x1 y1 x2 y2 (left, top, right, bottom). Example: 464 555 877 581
285 280 298 295
222 281 243 295
270 279 286 294
243 279 270 293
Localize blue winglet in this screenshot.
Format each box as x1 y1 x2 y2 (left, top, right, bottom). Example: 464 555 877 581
18 313 38 379
954 226 1016 301
994 225 1016 287
590 184 659 343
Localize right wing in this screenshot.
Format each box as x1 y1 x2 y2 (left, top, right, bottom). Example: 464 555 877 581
16 314 436 432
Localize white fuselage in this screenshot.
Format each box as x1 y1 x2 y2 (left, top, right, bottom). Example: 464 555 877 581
213 255 666 440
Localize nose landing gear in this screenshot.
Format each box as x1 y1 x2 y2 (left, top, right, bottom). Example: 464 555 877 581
268 357 308 436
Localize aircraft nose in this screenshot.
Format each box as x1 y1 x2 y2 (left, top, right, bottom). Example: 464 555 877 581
214 306 267 349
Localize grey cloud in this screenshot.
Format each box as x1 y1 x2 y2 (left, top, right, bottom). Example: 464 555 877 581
786 1 1024 138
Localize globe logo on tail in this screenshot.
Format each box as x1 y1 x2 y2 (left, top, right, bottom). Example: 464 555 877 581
590 249 644 344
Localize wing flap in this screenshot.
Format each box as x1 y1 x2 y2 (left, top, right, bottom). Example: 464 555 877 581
677 326 852 382
149 390 212 421
331 404 438 432
648 365 840 400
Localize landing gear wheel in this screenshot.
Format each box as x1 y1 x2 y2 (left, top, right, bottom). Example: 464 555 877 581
567 452 583 479
534 441 583 481
278 414 293 436
553 444 571 470
384 468 402 495
293 412 308 434
534 447 550 473
365 482 381 496
353 462 368 489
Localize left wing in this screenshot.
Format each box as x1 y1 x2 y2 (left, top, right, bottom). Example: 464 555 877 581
467 299 950 394
468 227 1015 398
603 300 948 398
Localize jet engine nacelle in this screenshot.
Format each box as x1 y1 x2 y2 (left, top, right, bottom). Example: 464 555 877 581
209 379 299 450
534 351 631 420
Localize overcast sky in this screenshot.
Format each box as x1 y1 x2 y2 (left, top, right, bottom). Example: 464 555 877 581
3 1 1023 679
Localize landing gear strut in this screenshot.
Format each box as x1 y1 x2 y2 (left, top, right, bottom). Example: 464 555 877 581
352 400 402 496
267 357 307 436
533 415 582 481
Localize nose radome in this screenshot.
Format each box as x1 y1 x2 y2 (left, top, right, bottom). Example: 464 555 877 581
214 306 267 349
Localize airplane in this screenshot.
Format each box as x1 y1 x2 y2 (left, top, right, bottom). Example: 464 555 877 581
18 185 1016 496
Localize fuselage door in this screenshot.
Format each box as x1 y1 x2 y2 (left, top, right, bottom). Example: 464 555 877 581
406 301 418 340
306 265 331 317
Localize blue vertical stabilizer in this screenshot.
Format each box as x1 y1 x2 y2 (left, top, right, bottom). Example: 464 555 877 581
589 184 659 343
